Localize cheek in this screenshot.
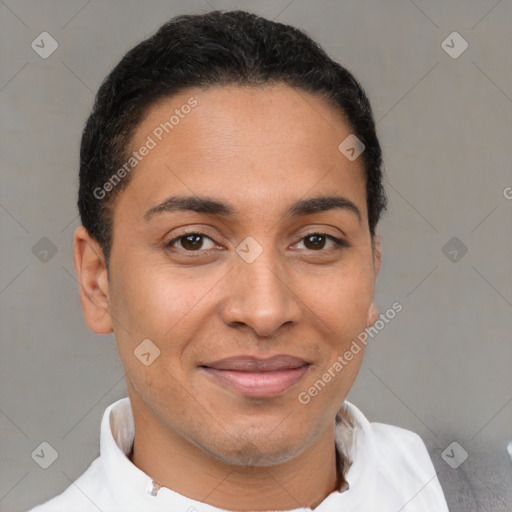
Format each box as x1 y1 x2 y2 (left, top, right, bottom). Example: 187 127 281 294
108 265 203 404
108 260 226 386
110 260 203 335
298 270 371 418
313 262 375 331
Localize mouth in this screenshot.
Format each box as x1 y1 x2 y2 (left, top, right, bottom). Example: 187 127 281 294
200 355 311 398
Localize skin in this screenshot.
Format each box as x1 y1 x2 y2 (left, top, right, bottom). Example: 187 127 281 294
73 83 381 511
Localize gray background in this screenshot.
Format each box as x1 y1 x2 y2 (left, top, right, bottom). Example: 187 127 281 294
1 0 511 511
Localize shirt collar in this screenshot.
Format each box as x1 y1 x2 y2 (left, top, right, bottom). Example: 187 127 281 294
100 396 377 511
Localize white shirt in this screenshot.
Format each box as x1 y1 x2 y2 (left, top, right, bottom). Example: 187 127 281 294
28 397 449 511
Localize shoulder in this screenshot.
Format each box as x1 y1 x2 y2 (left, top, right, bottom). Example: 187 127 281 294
339 401 449 511
26 457 108 512
370 422 449 511
371 421 433 466
340 401 436 475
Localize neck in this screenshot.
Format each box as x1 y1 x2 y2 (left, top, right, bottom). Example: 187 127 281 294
127 392 343 510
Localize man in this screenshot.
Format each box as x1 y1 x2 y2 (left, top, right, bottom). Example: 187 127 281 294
29 10 449 511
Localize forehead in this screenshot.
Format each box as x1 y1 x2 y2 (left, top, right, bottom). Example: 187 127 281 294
114 83 367 224
134 83 352 154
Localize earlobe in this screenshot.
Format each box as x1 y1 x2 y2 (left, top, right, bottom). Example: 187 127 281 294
367 302 378 326
73 226 113 334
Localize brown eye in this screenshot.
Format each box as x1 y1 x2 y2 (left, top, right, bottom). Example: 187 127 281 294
304 234 327 250
295 233 347 252
180 234 203 250
166 233 215 252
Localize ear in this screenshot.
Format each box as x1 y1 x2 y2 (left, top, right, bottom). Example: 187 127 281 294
372 234 382 279
73 226 113 334
367 234 382 326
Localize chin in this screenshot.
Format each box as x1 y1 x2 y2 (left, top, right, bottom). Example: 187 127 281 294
199 429 305 468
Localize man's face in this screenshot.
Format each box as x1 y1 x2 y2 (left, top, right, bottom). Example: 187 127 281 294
86 84 380 466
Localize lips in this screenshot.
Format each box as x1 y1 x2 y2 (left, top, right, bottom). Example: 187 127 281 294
200 355 310 398
204 355 308 372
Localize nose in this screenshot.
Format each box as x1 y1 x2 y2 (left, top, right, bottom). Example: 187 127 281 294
220 247 302 338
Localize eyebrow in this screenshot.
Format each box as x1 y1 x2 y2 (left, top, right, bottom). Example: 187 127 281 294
143 194 361 222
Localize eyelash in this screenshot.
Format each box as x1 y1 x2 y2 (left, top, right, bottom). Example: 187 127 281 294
164 231 348 254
